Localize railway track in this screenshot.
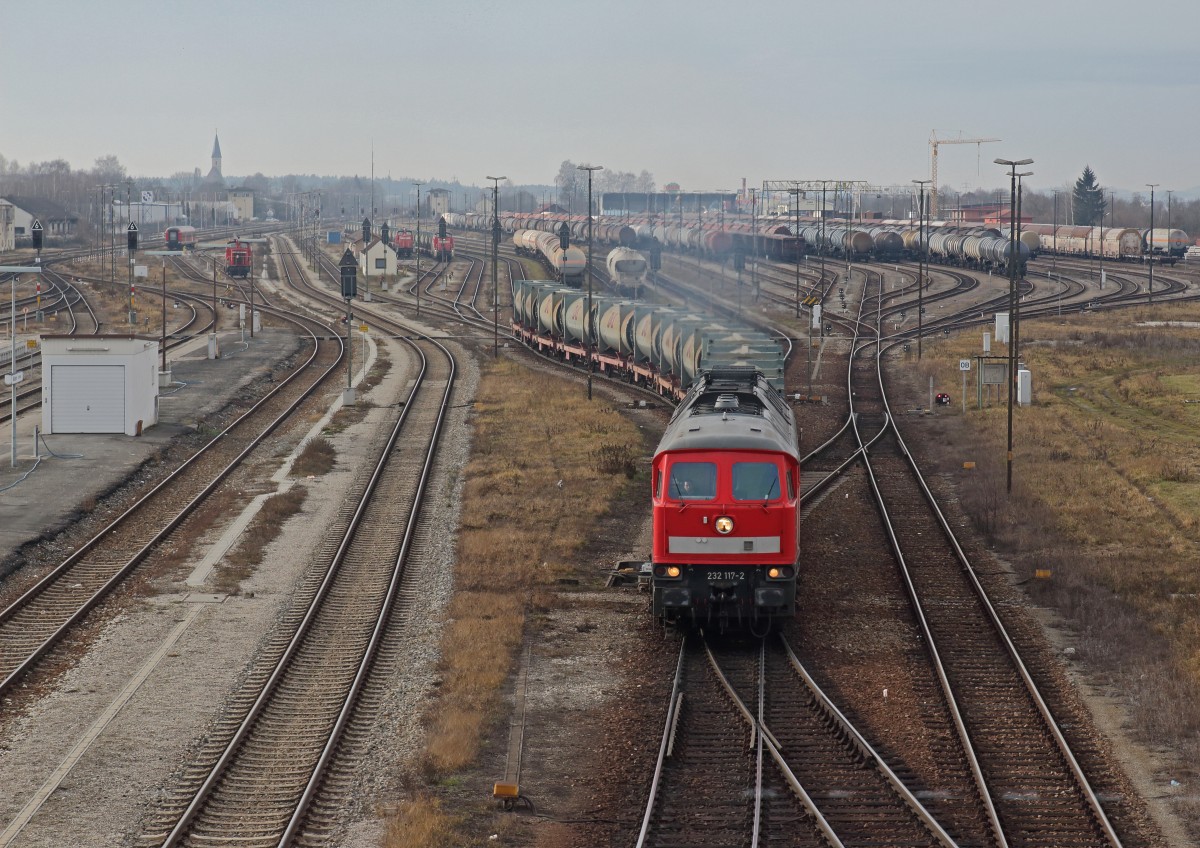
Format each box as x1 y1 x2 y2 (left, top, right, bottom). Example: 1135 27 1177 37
636 633 964 847
837 271 1136 846
0 301 342 703
128 233 461 846
143 325 456 845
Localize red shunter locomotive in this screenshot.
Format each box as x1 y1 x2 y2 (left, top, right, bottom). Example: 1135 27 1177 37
225 239 253 278
392 229 414 258
651 366 799 632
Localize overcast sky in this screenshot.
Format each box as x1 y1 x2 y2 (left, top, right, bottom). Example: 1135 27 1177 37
3 0 1198 195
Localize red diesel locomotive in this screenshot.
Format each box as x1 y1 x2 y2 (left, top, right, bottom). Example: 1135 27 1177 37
392 229 414 258
225 238 252 277
651 366 799 632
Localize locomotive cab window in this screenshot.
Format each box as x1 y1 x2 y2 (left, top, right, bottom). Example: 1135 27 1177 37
668 462 716 500
732 462 781 501
786 469 796 500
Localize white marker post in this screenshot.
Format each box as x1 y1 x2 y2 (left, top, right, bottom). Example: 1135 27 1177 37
959 358 971 414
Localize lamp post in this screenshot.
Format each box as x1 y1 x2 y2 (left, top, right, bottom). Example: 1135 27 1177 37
1146 183 1158 303
3 265 41 467
578 164 603 400
144 251 177 378
750 188 758 302
1052 189 1059 290
414 181 423 317
912 179 930 360
994 157 1033 495
1014 170 1032 368
1167 189 1174 260
789 188 802 319
1090 185 1106 290
487 175 506 358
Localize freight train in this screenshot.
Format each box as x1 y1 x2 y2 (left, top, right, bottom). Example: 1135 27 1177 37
651 366 799 631
224 238 252 277
512 229 586 285
1019 224 1188 263
510 278 785 398
164 225 198 251
445 211 1029 271
416 228 454 261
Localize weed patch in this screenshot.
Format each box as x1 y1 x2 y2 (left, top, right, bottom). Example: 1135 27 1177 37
291 437 336 477
381 357 642 844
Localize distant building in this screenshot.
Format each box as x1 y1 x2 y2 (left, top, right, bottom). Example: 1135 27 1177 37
0 200 13 252
190 132 241 226
354 237 397 278
0 195 80 243
228 188 255 223
427 188 451 219
600 191 737 216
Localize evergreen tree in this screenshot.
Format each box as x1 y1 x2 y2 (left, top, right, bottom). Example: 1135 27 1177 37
1072 165 1106 225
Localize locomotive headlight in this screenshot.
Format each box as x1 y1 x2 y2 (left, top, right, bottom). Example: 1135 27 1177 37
715 516 734 535
666 565 682 578
768 567 782 579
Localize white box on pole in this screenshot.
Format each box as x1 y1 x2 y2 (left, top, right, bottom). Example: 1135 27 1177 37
995 313 1009 344
812 304 821 329
983 331 991 353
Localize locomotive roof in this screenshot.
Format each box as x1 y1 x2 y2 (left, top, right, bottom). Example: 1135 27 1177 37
654 367 798 459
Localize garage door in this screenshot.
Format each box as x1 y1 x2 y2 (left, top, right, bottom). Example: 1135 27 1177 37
51 365 125 433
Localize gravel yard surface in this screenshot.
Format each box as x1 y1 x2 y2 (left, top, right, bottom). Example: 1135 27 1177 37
0 332 421 846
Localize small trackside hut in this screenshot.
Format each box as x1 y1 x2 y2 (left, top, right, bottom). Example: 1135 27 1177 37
650 366 799 634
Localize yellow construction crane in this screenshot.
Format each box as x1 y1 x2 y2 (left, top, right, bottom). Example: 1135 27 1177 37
929 131 1000 217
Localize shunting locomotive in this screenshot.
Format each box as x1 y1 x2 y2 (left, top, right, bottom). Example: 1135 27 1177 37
225 238 253 278
650 366 798 633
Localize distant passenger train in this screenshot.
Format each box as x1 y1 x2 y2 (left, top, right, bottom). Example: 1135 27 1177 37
164 225 198 251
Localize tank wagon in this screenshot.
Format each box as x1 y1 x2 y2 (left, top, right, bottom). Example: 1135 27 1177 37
651 366 799 631
1143 228 1189 263
605 247 649 295
510 278 785 399
513 229 587 286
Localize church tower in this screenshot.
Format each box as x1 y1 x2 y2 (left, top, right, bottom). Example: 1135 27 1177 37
208 132 223 181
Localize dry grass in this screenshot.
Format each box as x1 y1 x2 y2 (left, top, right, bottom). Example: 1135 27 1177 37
382 357 642 845
906 304 1200 824
383 797 458 848
212 486 307 594
290 437 336 477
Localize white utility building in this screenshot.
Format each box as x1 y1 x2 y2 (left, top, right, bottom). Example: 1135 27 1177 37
358 238 397 278
40 334 160 435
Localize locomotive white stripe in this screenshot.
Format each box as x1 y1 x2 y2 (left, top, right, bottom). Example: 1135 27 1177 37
668 536 780 555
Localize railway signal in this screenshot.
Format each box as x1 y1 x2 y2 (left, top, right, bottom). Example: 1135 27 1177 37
340 248 358 406
30 219 42 251
127 222 138 253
